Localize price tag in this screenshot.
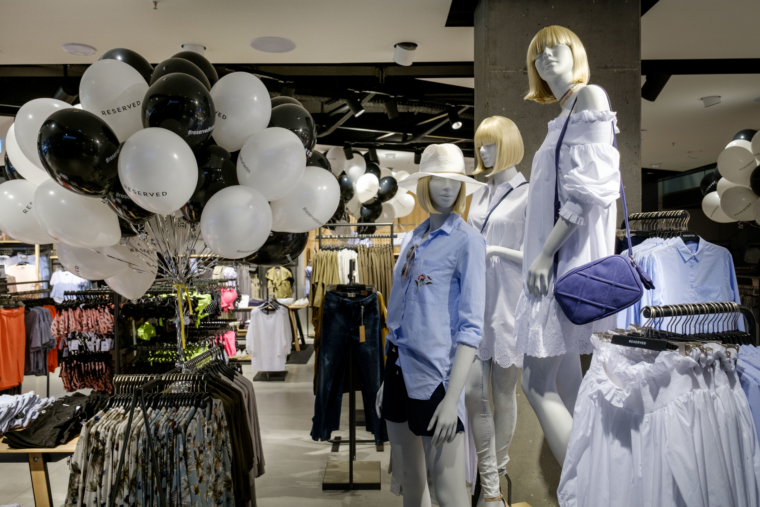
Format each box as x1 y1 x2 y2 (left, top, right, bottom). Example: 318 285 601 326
100 339 111 352
359 325 366 343
68 340 79 352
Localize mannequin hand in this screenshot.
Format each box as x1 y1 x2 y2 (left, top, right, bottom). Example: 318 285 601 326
527 251 553 297
486 246 523 266
428 393 460 447
375 382 384 419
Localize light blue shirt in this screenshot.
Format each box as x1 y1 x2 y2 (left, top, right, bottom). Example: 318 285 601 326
386 213 486 401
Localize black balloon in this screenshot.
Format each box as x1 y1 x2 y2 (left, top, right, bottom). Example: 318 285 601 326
3 153 24 181
307 150 331 172
99 48 153 83
118 218 138 237
38 109 121 197
142 73 216 149
700 171 719 196
325 199 346 231
750 166 760 197
271 96 302 108
151 58 211 90
172 51 218 87
364 162 381 178
360 199 383 222
268 104 316 154
182 146 238 223
733 129 758 142
377 176 398 203
244 231 309 266
105 179 155 225
338 173 355 202
357 225 376 235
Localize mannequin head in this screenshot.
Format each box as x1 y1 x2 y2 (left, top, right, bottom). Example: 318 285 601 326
525 26 589 104
416 176 466 215
473 116 524 175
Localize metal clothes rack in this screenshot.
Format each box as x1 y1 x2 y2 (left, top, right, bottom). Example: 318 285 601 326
627 210 690 232
315 222 395 249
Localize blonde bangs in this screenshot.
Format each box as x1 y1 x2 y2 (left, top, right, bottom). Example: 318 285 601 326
416 176 467 215
524 25 590 104
473 116 524 175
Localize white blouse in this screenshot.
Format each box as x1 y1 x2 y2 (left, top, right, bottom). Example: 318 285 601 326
514 110 621 358
467 172 529 368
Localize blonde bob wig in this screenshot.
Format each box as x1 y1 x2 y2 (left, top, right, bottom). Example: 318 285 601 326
416 176 467 215
473 116 524 175
524 25 590 104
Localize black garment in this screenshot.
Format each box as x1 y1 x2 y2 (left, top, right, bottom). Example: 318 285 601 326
381 344 465 437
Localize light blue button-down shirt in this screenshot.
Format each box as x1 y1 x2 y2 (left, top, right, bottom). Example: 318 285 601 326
386 213 486 401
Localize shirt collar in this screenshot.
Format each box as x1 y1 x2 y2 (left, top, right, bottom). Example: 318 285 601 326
675 237 703 263
489 171 526 192
413 213 461 242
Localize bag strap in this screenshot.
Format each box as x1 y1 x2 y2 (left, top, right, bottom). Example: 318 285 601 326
553 88 631 280
480 181 529 234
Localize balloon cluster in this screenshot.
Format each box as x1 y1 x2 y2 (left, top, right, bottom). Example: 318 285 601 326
0 48 342 297
701 130 760 224
323 147 415 231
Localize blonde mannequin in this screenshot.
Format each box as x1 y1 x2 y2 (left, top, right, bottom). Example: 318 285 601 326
466 116 528 505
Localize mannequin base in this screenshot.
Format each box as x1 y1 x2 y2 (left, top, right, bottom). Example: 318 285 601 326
322 460 381 490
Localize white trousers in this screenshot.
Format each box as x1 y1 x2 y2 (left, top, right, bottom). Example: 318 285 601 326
464 358 520 499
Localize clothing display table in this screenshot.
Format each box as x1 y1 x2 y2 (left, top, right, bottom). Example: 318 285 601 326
0 436 78 507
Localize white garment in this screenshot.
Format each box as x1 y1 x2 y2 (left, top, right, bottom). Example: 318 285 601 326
514 110 621 358
559 336 760 507
337 249 359 284
467 172 529 368
245 306 291 371
5 264 39 291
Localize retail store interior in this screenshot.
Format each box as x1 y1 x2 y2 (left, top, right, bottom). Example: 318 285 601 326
1 1 759 506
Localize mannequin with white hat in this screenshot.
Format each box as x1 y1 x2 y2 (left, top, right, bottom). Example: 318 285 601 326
376 144 486 507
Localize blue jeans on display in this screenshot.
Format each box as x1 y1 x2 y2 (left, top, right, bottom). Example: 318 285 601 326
310 291 388 444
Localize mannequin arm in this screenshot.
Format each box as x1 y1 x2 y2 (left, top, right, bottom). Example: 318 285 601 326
527 216 578 297
428 344 477 446
375 382 384 419
486 246 523 266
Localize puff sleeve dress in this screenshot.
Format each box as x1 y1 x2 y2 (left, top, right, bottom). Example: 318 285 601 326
514 110 621 358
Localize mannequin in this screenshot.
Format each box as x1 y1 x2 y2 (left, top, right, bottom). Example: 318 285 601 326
376 143 486 507
465 116 529 506
513 25 621 464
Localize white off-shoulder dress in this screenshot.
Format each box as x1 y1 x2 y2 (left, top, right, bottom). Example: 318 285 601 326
514 110 621 358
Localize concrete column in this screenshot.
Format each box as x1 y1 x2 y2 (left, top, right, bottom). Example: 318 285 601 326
474 2 641 504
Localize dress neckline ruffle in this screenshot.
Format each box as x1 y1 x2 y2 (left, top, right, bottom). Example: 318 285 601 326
548 109 619 132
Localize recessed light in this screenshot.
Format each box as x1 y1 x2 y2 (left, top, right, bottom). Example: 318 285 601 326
651 163 661 168
250 37 296 54
180 43 206 55
701 96 721 108
62 43 96 56
385 153 396 159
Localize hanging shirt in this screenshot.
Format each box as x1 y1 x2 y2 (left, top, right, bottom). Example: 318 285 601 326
5 264 39 291
266 267 293 298
304 265 312 298
386 213 486 401
49 270 88 303
245 306 291 371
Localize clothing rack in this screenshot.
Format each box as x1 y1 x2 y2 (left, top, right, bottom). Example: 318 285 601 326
316 222 395 249
628 210 690 231
62 289 123 374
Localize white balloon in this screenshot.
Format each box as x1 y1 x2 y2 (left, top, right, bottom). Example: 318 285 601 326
236 127 306 201
391 193 415 218
379 201 396 222
34 179 121 247
753 131 760 163
104 239 157 299
210 72 272 152
118 128 198 215
14 98 73 170
727 139 752 151
394 170 411 182
720 186 759 221
326 146 347 177
346 193 362 218
270 166 341 233
201 186 272 259
716 177 741 198
5 125 51 187
718 146 757 187
702 192 735 223
56 243 129 280
379 167 393 179
346 156 367 182
79 59 148 142
0 180 55 244
356 174 379 203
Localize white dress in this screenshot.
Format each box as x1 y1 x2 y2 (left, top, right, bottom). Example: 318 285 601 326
467 172 529 369
245 306 291 371
514 110 621 358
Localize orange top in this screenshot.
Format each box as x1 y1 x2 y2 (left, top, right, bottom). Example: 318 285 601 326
0 307 26 390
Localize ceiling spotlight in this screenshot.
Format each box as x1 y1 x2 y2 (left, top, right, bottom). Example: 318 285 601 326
701 96 721 108
343 145 354 160
447 108 462 130
62 43 96 56
393 42 418 67
651 163 662 168
281 85 296 97
346 97 365 117
384 98 399 120
250 36 297 54
385 153 396 159
414 150 422 165
180 43 206 55
365 147 379 164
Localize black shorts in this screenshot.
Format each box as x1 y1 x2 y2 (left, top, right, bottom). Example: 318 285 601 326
381 344 465 437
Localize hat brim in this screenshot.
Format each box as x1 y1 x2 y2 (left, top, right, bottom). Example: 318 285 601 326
399 171 485 196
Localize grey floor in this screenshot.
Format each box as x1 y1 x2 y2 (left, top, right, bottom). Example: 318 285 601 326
0 351 556 507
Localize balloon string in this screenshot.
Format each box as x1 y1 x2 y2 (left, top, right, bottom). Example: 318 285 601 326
173 283 194 350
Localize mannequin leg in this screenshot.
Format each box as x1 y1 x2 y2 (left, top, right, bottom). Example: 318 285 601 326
464 358 501 502
521 354 572 464
422 433 470 507
555 352 582 413
387 421 432 507
492 363 520 476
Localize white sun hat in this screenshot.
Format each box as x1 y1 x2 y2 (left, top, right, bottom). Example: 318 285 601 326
399 144 485 195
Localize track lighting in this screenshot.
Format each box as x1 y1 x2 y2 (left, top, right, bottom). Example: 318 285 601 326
384 99 399 120
393 42 418 67
346 97 365 117
365 147 379 164
414 150 421 164
343 145 354 160
447 108 462 130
